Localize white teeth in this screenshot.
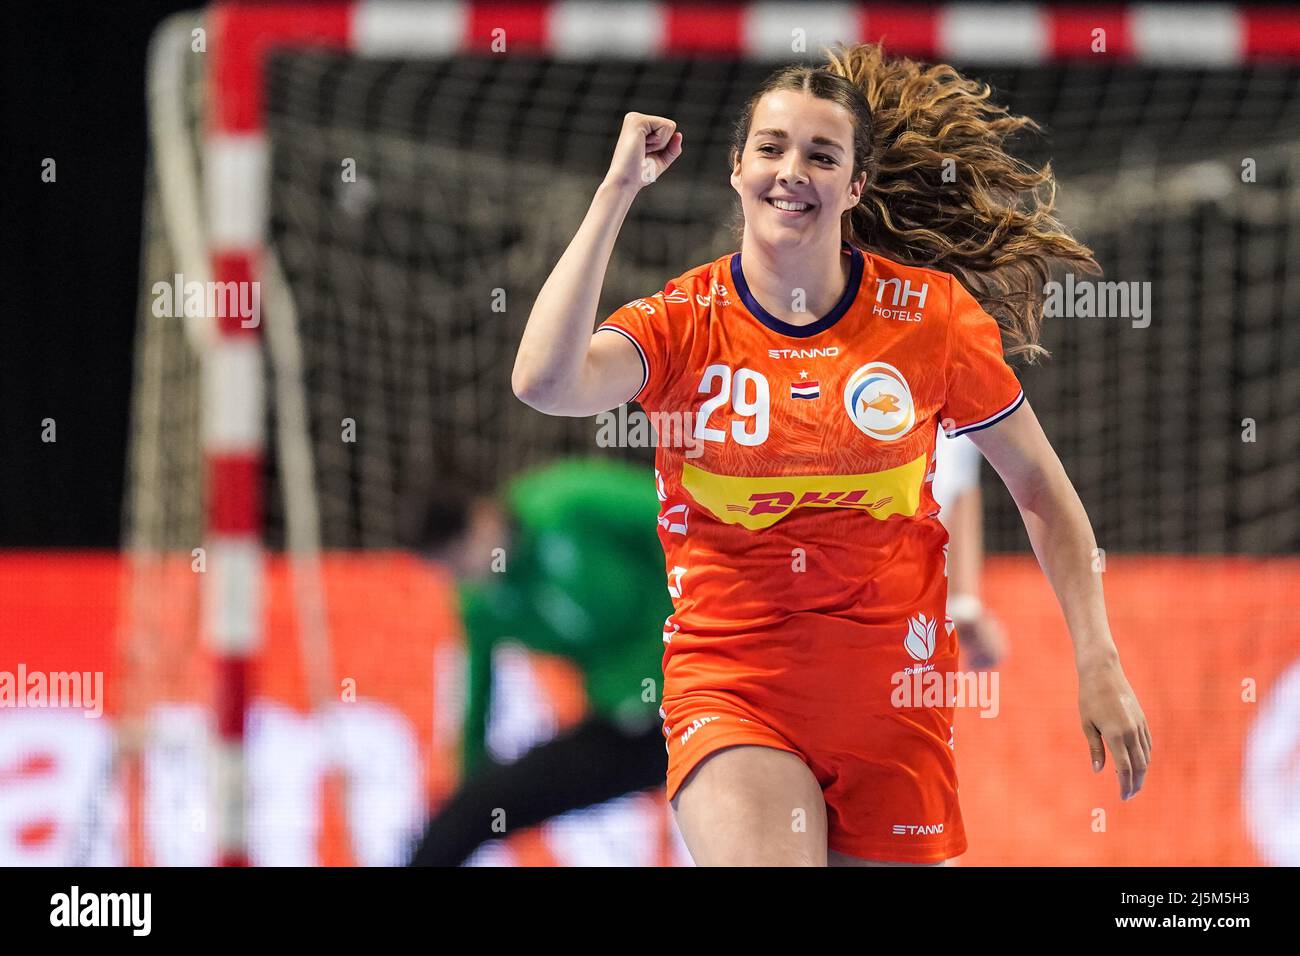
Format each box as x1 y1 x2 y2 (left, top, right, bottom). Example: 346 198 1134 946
769 199 811 211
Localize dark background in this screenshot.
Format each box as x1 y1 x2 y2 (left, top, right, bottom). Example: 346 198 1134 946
2 1 194 546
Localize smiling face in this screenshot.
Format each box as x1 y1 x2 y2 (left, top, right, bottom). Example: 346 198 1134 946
731 88 867 249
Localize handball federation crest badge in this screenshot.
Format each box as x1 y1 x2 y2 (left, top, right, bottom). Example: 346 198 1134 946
844 362 916 442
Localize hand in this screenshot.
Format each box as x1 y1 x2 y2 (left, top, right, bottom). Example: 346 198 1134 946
956 613 1006 670
603 112 683 194
1078 654 1152 801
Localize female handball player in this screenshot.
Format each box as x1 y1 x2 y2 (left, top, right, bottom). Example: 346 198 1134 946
512 43 1152 866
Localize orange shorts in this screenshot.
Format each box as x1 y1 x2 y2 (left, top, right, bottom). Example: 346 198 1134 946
661 689 967 863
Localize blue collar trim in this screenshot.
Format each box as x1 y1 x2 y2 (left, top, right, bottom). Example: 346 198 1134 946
730 240 864 339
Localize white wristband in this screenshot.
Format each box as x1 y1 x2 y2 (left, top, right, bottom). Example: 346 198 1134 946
947 593 983 621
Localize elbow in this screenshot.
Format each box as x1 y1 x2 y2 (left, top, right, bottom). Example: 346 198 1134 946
510 364 532 403
511 370 544 411
512 365 559 414
514 350 596 416
1009 462 1060 517
510 352 539 405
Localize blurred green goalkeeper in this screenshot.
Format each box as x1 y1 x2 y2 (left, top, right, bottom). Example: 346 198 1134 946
405 456 672 866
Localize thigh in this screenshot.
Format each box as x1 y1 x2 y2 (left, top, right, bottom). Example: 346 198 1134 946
671 744 828 866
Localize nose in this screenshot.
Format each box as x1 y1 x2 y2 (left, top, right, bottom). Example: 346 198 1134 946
777 151 810 187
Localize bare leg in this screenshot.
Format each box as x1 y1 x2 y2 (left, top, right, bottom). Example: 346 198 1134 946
671 745 827 866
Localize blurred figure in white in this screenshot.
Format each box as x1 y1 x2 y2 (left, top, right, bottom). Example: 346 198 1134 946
933 431 1007 671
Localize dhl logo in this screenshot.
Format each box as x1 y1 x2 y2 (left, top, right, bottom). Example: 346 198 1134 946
680 454 927 530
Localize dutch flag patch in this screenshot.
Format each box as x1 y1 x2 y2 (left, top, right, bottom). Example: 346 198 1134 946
790 379 821 400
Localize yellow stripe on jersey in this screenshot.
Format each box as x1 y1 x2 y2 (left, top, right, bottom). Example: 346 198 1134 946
680 454 928 531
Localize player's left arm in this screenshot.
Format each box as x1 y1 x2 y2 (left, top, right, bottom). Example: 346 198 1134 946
968 399 1152 801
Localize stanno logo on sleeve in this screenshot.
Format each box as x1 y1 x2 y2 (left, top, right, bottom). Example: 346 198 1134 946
843 362 916 442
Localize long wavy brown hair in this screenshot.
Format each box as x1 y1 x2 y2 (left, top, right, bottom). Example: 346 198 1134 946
728 43 1099 363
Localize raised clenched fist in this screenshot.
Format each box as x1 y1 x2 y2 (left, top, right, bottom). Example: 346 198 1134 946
603 112 684 194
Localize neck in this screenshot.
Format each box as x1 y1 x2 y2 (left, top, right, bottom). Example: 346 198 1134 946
738 230 850 325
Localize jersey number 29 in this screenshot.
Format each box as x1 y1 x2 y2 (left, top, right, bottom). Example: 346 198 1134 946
694 364 770 446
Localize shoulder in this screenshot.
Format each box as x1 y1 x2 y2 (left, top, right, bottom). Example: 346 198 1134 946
662 254 728 301
859 247 963 298
615 253 729 332
857 247 987 327
858 246 955 286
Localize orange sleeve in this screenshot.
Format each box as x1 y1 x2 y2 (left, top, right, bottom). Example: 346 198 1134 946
594 281 689 410
940 275 1025 438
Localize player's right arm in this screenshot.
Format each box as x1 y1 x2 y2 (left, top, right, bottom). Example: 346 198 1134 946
512 113 682 417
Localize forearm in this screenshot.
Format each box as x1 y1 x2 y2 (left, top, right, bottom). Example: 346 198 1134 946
1015 466 1118 670
512 180 638 403
943 486 984 603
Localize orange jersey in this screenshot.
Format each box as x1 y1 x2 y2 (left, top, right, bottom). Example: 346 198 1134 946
596 239 1022 861
595 238 1019 858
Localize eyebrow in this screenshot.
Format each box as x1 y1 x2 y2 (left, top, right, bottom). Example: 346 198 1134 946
752 128 846 152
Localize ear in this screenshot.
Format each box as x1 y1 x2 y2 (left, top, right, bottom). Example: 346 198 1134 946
848 169 868 206
729 151 742 195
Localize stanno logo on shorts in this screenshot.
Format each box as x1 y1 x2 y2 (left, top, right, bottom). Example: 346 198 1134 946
892 823 945 836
